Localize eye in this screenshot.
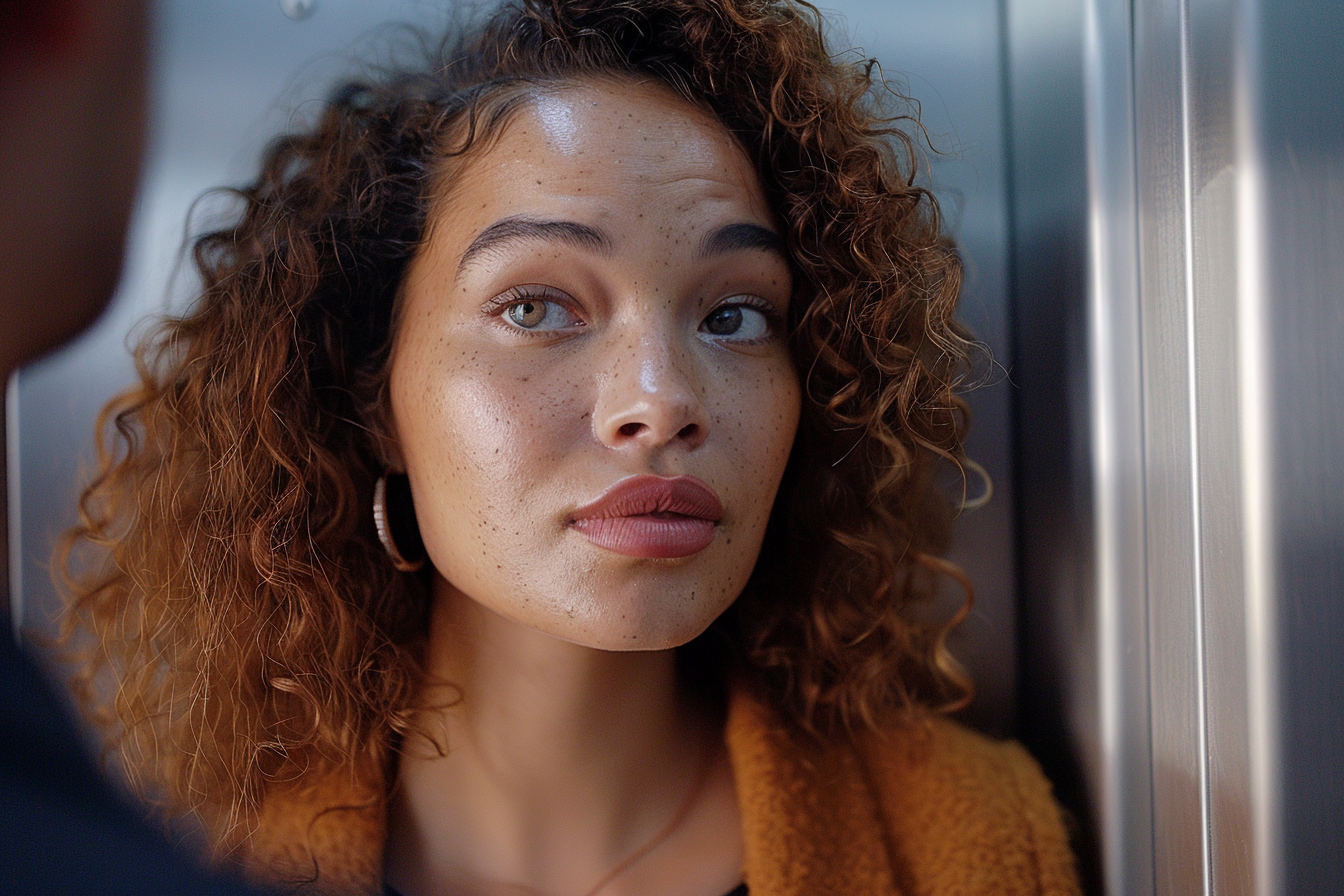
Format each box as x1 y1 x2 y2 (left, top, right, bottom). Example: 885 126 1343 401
700 302 773 342
491 288 583 333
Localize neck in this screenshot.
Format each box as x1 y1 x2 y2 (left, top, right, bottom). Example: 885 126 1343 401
386 577 737 896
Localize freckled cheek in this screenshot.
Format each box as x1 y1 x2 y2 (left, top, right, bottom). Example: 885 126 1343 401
712 360 801 505
408 356 592 500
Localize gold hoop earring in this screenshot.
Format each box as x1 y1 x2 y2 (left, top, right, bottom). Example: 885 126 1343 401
373 474 426 572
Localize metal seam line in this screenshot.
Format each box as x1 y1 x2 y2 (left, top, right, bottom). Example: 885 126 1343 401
1124 5 1161 891
1176 0 1214 890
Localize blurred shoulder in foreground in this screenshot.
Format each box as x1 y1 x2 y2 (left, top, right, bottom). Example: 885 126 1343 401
0 2 262 892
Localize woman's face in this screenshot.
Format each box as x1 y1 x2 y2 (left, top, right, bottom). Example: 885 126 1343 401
389 78 800 650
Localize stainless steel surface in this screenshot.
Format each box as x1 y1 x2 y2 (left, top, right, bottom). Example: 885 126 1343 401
1083 0 1154 892
1006 0 1108 886
1132 0 1212 889
1120 0 1341 889
1253 2 1344 889
1012 0 1342 892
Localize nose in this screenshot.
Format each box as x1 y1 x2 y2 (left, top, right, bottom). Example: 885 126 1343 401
593 331 709 453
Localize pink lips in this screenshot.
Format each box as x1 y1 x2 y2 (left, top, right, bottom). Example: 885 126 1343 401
568 475 723 559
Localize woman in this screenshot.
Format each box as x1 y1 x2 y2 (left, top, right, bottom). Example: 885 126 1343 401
62 1 1079 894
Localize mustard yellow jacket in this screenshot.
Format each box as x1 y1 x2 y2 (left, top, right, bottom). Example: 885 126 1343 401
247 688 1081 895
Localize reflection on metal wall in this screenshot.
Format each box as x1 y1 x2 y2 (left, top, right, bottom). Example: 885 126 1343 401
1255 3 1344 888
1011 0 1343 892
1007 0 1112 888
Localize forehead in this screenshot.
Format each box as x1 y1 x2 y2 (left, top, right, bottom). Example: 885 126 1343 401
429 78 775 238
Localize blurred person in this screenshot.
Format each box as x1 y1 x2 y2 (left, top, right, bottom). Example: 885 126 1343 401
59 1 1081 894
0 1 261 892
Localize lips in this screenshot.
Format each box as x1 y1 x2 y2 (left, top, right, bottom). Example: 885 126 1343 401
568 475 723 559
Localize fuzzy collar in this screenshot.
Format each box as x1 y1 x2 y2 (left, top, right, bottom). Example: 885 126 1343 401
245 688 1079 896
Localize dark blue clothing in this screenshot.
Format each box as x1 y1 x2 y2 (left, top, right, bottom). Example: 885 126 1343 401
386 884 747 895
0 636 262 895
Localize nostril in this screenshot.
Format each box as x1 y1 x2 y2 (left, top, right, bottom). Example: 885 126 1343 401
677 423 699 440
619 422 644 437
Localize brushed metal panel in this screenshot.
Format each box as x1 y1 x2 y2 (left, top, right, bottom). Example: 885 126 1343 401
1263 151 1344 894
1255 4 1344 889
1083 0 1155 892
1186 2 1255 892
1007 0 1339 891
1229 9 1279 890
1135 0 1295 891
1133 0 1211 890
1004 0 1107 889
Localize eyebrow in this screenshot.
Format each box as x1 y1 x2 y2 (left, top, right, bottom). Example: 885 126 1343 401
697 222 787 261
456 216 612 276
454 216 787 277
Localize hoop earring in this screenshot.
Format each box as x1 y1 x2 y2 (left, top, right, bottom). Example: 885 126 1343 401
373 474 426 572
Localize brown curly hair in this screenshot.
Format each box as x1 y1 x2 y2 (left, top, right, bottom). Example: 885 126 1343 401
60 0 975 852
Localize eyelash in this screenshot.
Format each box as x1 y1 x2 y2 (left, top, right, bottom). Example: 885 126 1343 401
482 287 785 341
483 285 585 336
705 295 785 344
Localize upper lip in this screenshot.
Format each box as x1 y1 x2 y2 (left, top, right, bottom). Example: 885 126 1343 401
569 475 724 522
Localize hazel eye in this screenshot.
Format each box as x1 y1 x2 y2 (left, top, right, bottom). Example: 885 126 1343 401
507 300 546 328
701 303 771 341
501 298 580 331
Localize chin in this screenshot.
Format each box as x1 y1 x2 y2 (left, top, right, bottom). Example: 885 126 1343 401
570 621 712 653
435 555 746 653
544 586 734 653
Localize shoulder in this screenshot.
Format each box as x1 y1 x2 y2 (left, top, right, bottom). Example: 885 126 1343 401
855 716 1081 896
726 688 1079 895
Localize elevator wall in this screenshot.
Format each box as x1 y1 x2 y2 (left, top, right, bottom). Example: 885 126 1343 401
1010 0 1344 893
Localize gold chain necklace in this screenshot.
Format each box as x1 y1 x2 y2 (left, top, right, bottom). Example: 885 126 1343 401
579 735 720 896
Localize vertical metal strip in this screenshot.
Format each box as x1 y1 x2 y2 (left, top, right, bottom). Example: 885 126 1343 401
1134 0 1210 888
1232 0 1281 890
1083 0 1154 891
1175 0 1215 889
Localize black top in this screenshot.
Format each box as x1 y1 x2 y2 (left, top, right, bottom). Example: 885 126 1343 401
0 637 260 895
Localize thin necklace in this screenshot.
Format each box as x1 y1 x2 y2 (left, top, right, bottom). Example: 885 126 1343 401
580 734 720 896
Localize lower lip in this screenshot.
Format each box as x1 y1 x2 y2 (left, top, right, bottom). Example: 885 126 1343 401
570 513 716 559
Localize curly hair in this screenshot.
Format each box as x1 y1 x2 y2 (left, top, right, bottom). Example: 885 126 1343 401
60 0 975 853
